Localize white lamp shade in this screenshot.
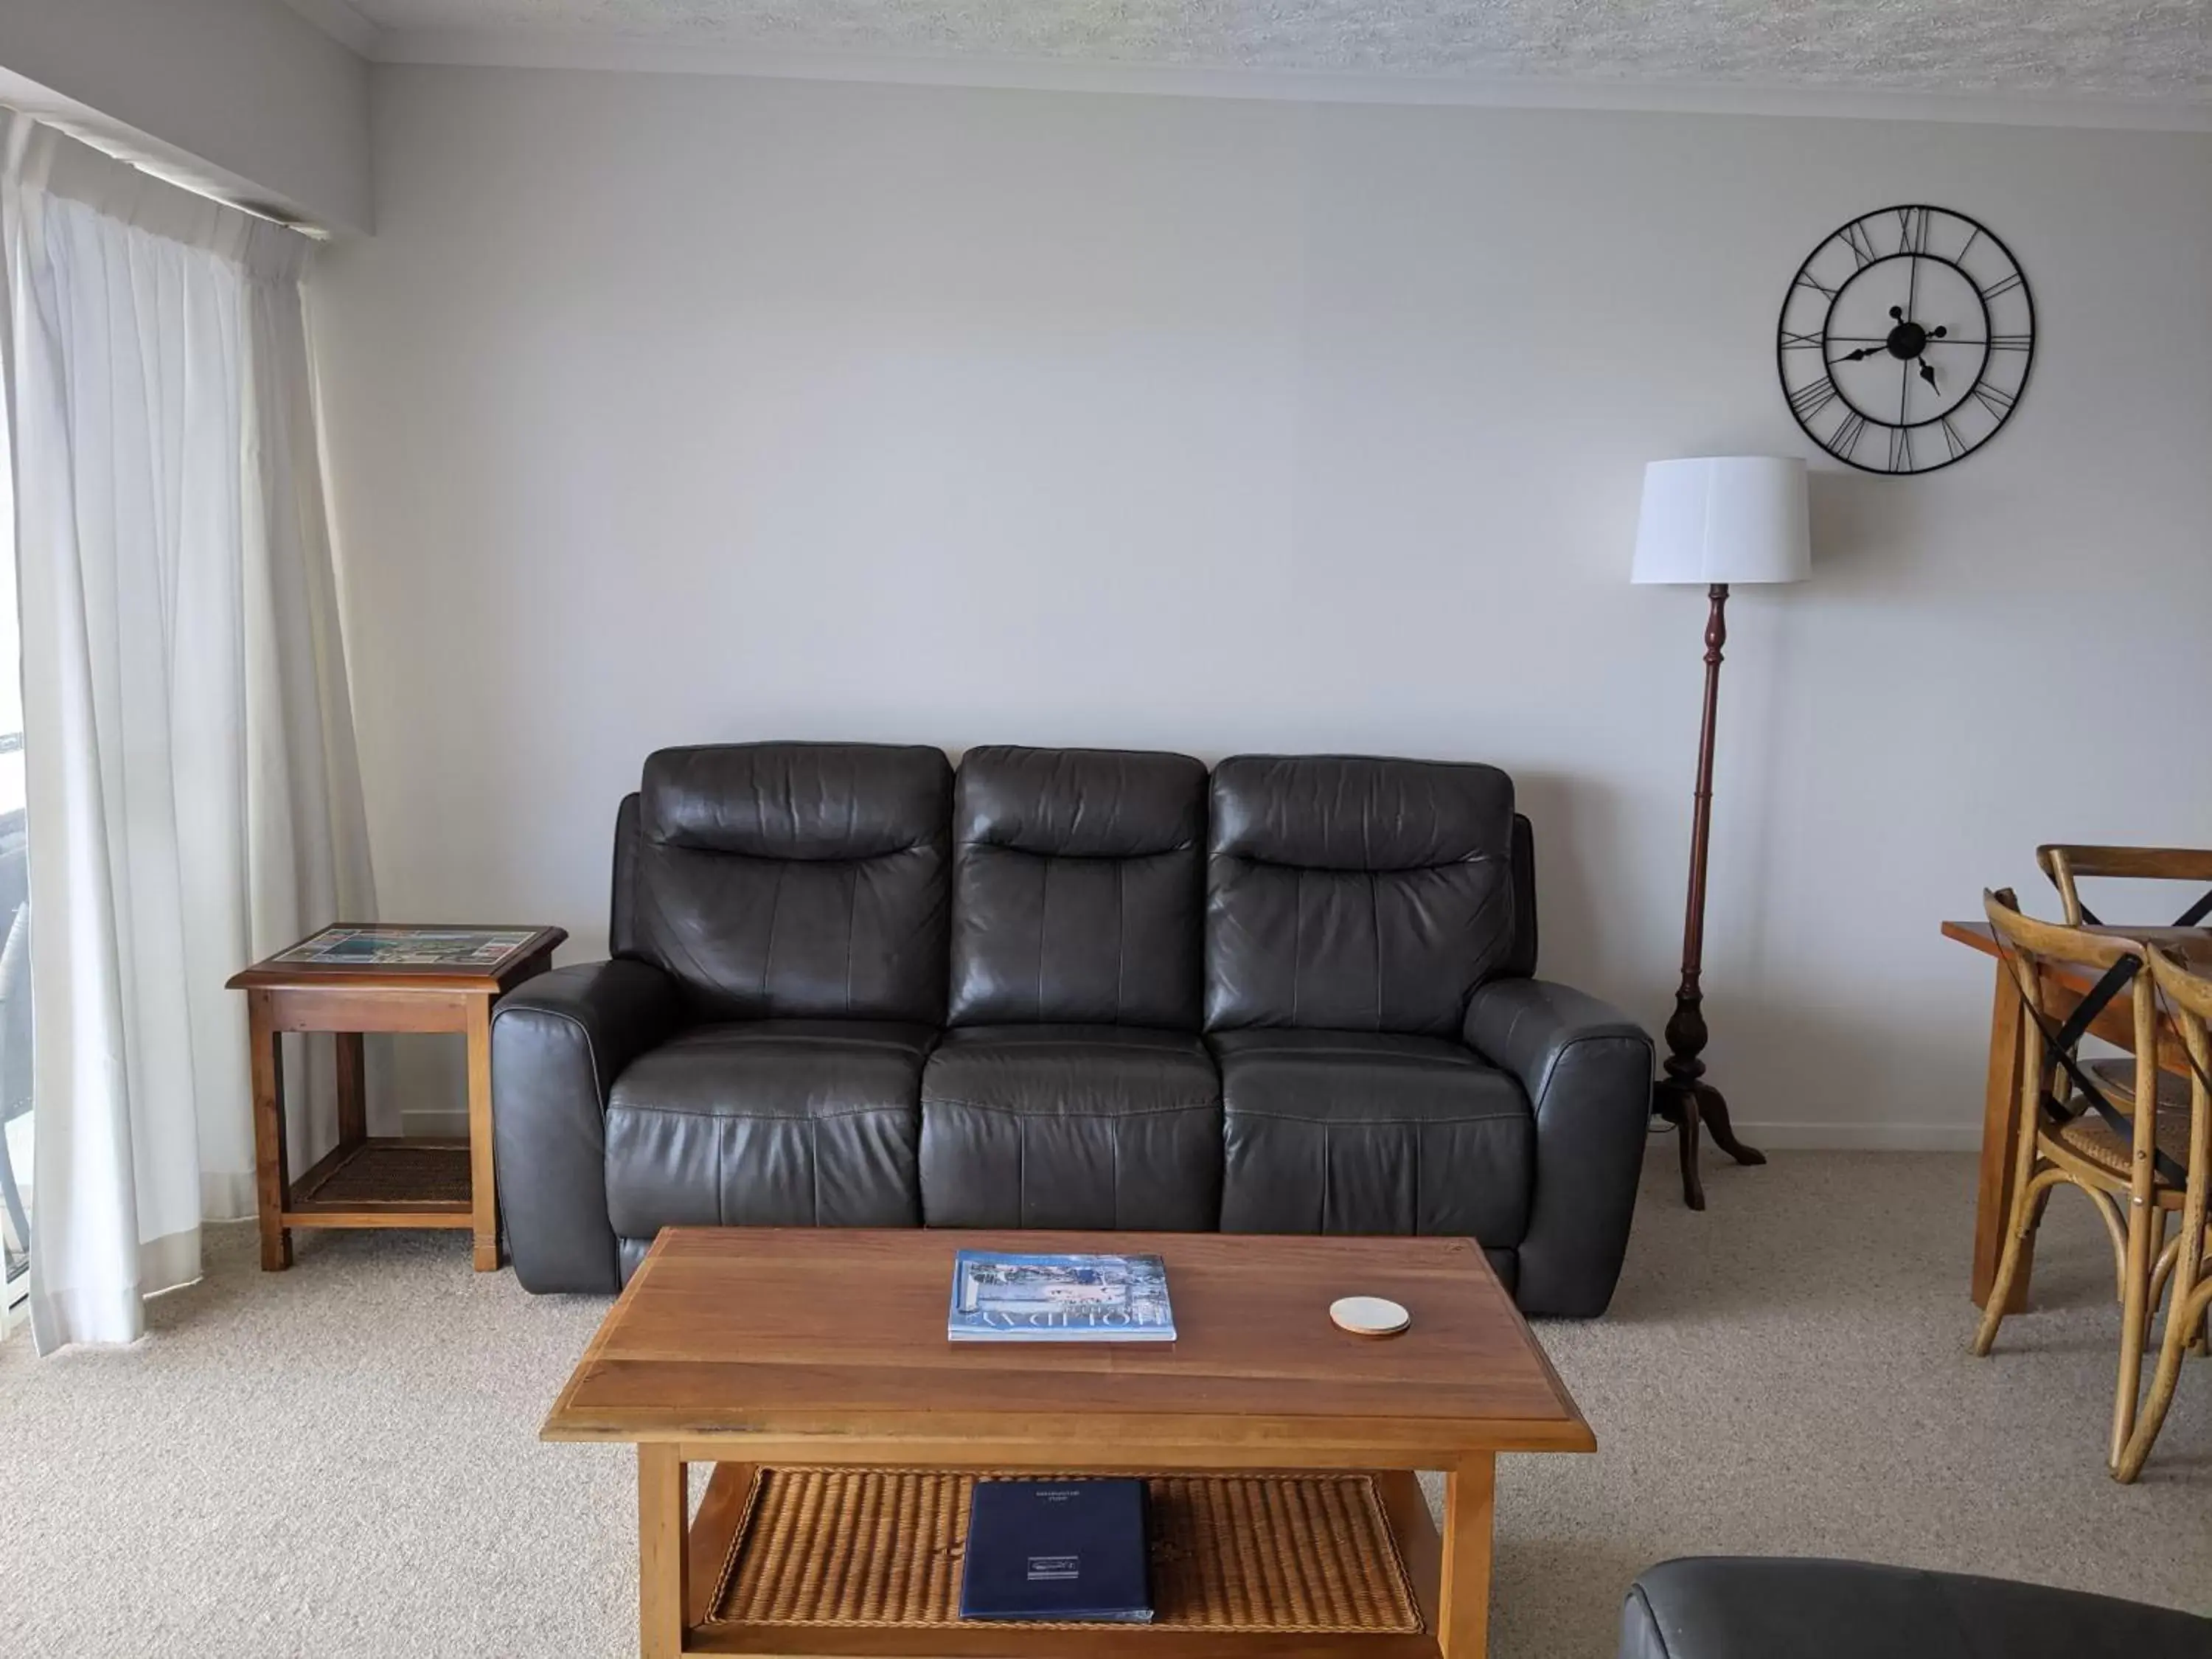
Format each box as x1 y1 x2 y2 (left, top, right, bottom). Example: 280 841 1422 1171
1631 456 1811 586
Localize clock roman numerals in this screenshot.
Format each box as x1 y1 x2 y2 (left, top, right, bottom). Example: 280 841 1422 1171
1778 206 2030 475
1788 378 1840 422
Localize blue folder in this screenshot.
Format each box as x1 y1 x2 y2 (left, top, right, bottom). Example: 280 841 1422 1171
959 1478 1154 1623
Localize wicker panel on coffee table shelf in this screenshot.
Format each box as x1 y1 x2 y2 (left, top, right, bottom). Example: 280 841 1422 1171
704 1467 1425 1635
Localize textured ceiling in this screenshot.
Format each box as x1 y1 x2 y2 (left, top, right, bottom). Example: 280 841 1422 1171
340 1 2211 102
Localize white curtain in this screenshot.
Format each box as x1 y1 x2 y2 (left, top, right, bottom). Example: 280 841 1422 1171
0 116 374 1352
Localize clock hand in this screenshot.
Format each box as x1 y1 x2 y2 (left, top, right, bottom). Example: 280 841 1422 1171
1838 345 1886 361
1919 361 1940 392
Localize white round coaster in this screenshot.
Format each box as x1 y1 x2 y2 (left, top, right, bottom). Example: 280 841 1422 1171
1329 1295 1411 1338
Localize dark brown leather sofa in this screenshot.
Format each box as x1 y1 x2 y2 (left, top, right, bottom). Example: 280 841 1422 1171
1620 1557 2212 1659
492 742 1655 1315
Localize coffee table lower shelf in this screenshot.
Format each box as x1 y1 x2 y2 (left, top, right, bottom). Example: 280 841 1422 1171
674 1464 1448 1659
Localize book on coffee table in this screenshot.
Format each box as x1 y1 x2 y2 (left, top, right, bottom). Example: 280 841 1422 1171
947 1249 1175 1342
959 1478 1154 1623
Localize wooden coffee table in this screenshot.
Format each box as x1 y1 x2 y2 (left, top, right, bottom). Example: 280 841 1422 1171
543 1228 1592 1659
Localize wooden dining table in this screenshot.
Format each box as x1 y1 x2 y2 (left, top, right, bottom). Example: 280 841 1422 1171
1944 919 2212 1312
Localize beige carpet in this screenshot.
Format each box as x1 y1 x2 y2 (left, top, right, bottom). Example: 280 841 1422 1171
2 1150 2207 1657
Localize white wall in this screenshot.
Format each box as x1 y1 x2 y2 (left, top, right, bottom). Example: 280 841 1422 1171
0 0 369 232
311 64 2212 1146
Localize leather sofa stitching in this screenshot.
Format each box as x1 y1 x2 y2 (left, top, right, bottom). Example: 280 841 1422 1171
1222 848 1510 877
1113 858 1127 1023
492 1004 613 1102
632 872 718 992
840 860 858 1017
713 1112 729 1226
1624 1585 1672 1659
1320 1118 1332 1230
667 1032 928 1054
1110 1121 1122 1225
1530 1032 1656 1121
1034 856 1051 1019
759 860 787 1007
1225 1108 1528 1125
1220 1045 1487 1068
1368 869 1384 1031
608 1102 917 1121
922 1097 1219 1118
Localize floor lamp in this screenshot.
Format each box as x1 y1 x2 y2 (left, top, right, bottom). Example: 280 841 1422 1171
1632 456 1811 1209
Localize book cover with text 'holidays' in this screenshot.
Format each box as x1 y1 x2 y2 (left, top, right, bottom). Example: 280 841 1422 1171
947 1250 1175 1343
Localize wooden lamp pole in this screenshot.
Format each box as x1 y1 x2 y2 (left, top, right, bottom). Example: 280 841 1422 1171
1631 457 1809 1210
1649 583 1764 1210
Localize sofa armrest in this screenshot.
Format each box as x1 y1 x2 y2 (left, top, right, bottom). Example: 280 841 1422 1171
1464 977 1653 1316
492 958 682 1293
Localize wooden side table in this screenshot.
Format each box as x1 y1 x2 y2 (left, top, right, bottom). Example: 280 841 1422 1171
226 924 565 1273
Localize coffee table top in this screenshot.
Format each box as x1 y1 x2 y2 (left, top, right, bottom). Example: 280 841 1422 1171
542 1228 1592 1456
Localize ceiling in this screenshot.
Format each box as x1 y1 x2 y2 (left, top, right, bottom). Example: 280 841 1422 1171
306 1 2212 109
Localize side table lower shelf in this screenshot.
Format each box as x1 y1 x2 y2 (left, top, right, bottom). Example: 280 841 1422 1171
283 1135 475 1230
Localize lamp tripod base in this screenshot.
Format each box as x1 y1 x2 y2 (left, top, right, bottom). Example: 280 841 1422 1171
1653 1071 1766 1212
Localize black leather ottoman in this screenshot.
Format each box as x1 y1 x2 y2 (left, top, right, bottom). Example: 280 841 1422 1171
1621 1557 2212 1659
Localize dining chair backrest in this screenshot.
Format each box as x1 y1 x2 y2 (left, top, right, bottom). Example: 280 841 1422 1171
2147 946 2212 1134
2037 844 2212 929
2114 944 2212 1479
1983 888 2167 1186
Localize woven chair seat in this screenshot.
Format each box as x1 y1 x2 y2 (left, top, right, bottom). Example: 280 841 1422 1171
2051 1098 2194 1182
2084 1057 2191 1114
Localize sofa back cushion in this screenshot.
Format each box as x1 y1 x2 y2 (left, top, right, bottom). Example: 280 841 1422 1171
947 746 1206 1028
626 742 953 1023
1205 754 1516 1036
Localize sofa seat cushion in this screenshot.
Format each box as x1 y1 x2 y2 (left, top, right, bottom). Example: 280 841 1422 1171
604 1019 930 1234
919 1026 1222 1229
1214 1029 1533 1243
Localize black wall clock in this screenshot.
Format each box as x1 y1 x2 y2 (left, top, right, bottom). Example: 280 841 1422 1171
1777 204 2034 475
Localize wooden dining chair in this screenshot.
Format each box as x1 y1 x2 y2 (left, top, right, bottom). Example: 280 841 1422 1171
2038 844 2212 929
1972 890 2191 1474
2034 844 2208 1119
2113 945 2212 1482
